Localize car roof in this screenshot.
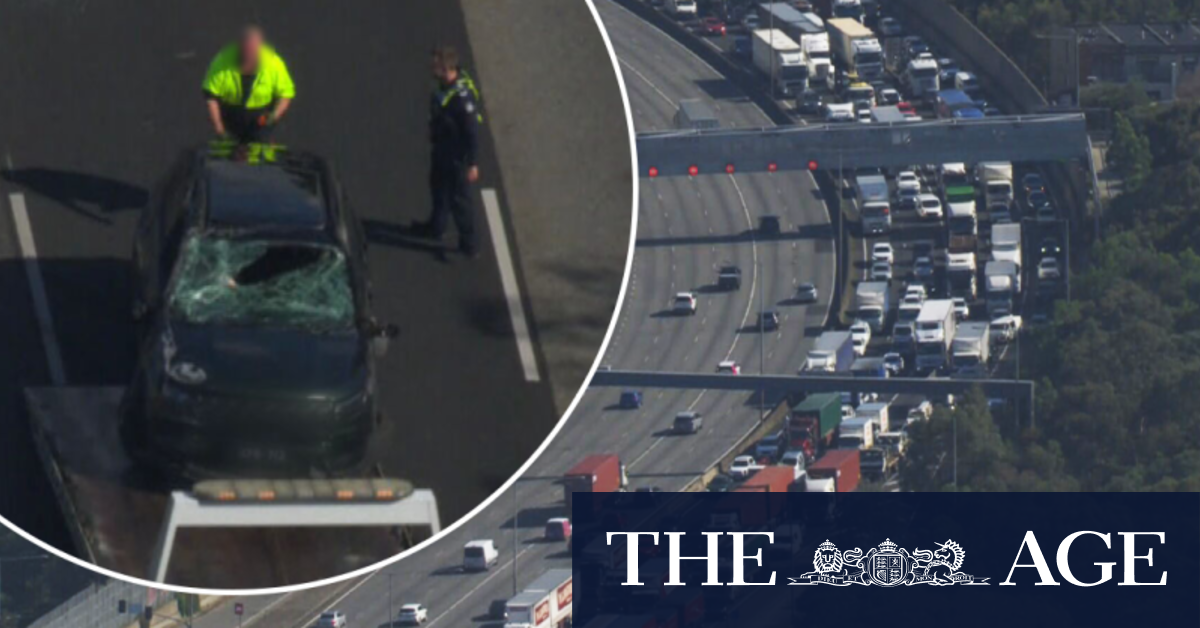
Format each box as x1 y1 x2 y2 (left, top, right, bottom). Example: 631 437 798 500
200 145 332 232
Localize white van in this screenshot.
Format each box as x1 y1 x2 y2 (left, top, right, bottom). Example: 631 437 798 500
463 539 499 571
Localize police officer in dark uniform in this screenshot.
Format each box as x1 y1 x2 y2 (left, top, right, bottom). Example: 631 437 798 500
413 45 483 259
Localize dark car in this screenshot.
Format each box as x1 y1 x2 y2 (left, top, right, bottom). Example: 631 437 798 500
707 474 736 492
717 264 742 290
120 142 396 479
760 310 780 331
797 89 824 115
620 390 644 409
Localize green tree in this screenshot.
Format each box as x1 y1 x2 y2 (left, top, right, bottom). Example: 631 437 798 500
1108 112 1152 190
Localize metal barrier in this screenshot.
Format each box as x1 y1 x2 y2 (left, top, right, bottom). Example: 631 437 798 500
637 114 1090 173
25 580 174 628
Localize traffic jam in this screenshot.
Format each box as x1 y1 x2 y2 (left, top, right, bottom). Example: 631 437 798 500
650 0 1066 492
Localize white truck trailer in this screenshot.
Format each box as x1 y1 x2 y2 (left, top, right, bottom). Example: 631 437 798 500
752 29 809 96
951 321 991 377
855 281 890 333
855 173 891 234
505 569 574 628
914 299 956 372
905 56 940 100
828 18 883 80
977 162 1014 207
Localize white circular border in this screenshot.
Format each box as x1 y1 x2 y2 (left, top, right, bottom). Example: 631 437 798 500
0 0 640 597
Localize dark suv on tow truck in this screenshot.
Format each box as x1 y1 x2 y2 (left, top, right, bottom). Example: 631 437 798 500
120 142 396 479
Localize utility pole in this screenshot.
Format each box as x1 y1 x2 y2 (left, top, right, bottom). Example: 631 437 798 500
759 259 766 421
512 482 519 596
952 413 958 490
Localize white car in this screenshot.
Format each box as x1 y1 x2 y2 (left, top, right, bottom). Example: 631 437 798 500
398 604 428 625
871 242 894 264
879 88 902 106
824 102 855 123
717 360 741 374
916 194 943 219
729 455 762 479
870 261 893 282
317 612 348 628
673 292 697 315
896 171 921 193
1038 257 1061 280
952 297 969 320
903 284 926 302
857 109 872 123
780 450 807 480
850 320 872 356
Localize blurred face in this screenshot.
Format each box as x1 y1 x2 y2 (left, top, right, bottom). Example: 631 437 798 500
240 28 264 70
431 55 456 85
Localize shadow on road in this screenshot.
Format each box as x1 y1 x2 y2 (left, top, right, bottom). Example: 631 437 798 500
2 168 147 224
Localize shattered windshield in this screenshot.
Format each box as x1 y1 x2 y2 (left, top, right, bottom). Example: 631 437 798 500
168 236 354 330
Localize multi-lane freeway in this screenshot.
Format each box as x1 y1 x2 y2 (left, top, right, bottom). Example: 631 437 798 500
0 0 630 587
194 0 835 622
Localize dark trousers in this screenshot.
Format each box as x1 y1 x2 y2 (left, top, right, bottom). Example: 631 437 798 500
221 106 273 143
428 163 476 253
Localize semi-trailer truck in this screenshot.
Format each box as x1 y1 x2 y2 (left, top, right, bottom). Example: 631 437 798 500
985 260 1019 318
977 162 1014 207
802 330 855 372
504 569 573 628
951 321 991 378
904 56 940 100
806 449 861 492
854 281 890 333
856 400 892 433
946 200 978 253
828 18 883 80
914 299 956 371
991 222 1023 269
785 393 841 460
945 252 978 300
752 29 809 96
855 173 891 234
562 454 625 511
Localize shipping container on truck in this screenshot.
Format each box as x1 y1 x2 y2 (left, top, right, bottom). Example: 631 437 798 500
782 393 841 460
736 466 797 493
946 200 978 253
563 454 624 513
752 29 809 96
504 569 573 628
710 487 787 529
991 223 1023 271
806 449 861 492
977 162 1014 207
984 260 1018 318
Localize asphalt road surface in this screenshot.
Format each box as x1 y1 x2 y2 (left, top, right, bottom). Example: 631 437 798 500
0 0 629 586
196 0 836 621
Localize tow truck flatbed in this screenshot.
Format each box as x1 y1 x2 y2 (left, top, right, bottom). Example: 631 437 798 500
27 387 439 587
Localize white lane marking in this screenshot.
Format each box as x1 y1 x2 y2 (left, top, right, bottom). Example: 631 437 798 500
9 193 66 385
618 58 675 108
482 188 541 383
